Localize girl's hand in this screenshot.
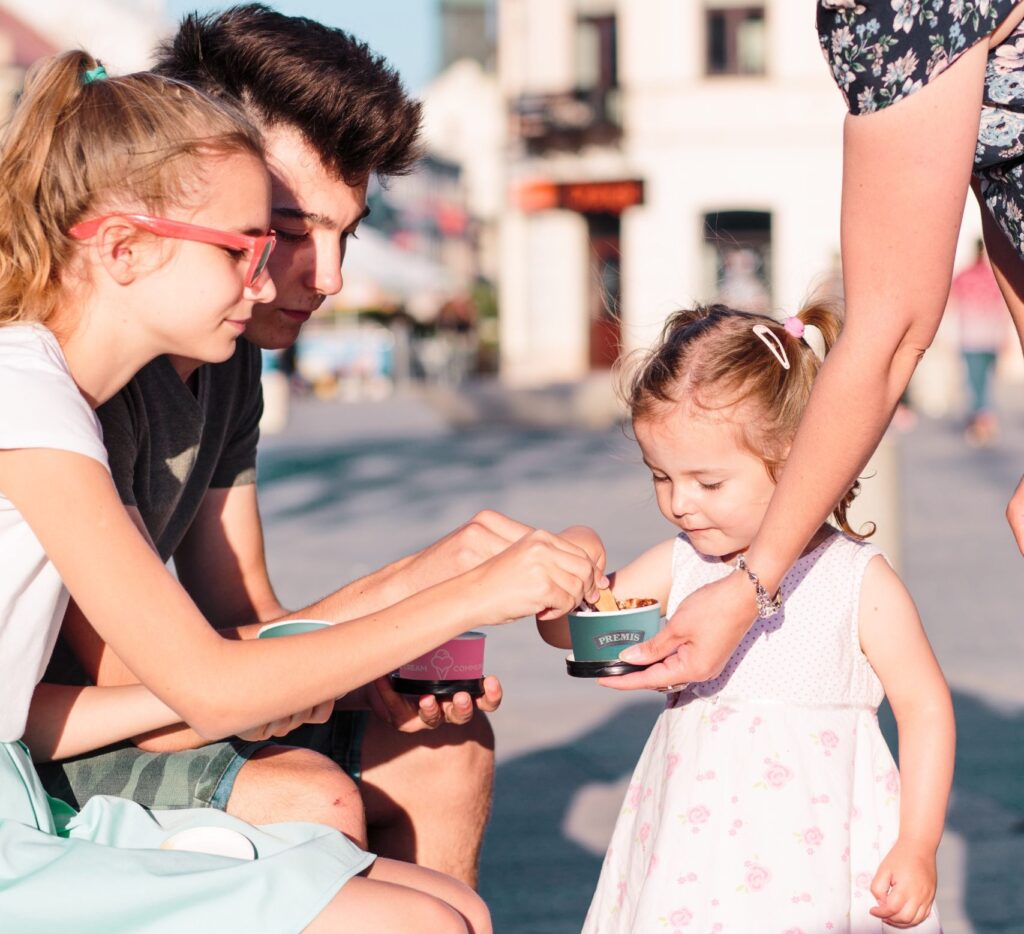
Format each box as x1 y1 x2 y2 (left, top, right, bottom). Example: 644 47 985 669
475 528 604 623
869 839 937 928
1006 473 1024 554
235 699 335 742
598 570 755 691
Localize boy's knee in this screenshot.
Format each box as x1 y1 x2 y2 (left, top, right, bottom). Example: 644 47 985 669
230 746 366 841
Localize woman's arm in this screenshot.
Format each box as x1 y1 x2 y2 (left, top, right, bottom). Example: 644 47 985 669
603 40 991 690
858 556 955 928
2 449 597 740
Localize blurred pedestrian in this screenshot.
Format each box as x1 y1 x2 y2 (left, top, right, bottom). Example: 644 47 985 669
950 239 1010 446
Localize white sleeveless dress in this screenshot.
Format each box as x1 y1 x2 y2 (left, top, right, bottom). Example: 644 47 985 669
583 532 942 933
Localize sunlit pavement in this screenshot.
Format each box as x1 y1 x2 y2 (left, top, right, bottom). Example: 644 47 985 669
257 386 1023 934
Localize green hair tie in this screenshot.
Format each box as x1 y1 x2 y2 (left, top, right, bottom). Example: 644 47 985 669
82 65 107 84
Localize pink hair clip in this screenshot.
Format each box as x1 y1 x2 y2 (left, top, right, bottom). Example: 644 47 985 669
783 316 804 338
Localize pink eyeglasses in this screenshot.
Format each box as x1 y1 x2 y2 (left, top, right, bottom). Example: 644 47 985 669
69 213 276 289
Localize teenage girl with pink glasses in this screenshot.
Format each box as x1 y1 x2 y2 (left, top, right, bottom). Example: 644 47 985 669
0 51 600 933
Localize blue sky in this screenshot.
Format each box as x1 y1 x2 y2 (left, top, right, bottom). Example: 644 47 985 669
164 1 441 91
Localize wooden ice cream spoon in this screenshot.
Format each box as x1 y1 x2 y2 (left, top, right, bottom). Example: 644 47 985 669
591 587 619 612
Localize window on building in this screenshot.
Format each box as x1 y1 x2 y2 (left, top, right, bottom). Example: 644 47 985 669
587 212 623 369
576 13 618 93
703 211 772 311
705 3 766 76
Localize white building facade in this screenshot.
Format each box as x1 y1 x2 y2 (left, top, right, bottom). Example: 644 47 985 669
497 0 983 386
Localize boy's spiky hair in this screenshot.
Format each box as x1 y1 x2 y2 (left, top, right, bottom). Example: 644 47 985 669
153 3 423 185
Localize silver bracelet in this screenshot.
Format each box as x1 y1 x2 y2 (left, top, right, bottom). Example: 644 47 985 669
735 554 782 619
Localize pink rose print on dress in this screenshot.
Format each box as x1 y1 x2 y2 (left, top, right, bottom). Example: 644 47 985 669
755 757 793 790
707 705 736 732
647 853 659 878
797 826 824 855
684 805 710 834
615 880 627 909
883 767 900 797
789 893 812 905
853 871 873 898
626 783 643 809
637 822 651 846
728 818 743 837
676 872 698 885
668 907 693 927
749 715 763 734
688 805 710 823
783 928 806 934
817 729 840 756
666 753 680 778
696 769 716 782
738 860 772 893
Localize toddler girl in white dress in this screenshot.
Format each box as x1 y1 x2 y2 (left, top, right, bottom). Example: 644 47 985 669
541 304 953 932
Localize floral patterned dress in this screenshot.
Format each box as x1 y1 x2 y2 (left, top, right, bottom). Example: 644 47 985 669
817 0 1024 258
582 533 941 934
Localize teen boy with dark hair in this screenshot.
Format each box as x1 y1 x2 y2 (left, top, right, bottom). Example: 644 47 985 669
39 4 532 887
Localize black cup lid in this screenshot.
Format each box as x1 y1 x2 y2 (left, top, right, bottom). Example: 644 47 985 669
565 652 649 678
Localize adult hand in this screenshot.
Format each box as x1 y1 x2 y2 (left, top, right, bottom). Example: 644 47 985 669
868 839 937 928
475 528 605 623
1006 474 1024 554
597 571 755 691
235 698 335 741
365 674 503 732
403 510 533 588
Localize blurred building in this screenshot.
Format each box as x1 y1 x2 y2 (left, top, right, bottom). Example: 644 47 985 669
0 0 169 122
441 0 495 71
0 0 167 75
497 0 982 386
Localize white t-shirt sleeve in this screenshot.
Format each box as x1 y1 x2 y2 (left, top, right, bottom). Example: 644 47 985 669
0 326 109 470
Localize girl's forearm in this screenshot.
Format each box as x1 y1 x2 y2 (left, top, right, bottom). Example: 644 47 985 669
893 700 956 852
174 567 490 739
24 683 181 762
746 329 918 592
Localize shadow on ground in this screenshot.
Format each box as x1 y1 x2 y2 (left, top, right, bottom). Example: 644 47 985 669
257 426 638 529
881 692 1024 934
479 699 661 934
481 691 1022 934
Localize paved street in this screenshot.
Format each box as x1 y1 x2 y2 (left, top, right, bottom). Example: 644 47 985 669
257 385 1024 934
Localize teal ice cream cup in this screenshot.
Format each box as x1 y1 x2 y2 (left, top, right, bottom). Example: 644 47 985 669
257 619 330 638
566 599 661 677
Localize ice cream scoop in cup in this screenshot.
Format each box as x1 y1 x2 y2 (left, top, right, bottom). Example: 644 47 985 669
567 599 661 677
391 631 486 698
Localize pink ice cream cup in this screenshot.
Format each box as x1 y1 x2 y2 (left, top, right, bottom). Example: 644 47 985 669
391 631 486 698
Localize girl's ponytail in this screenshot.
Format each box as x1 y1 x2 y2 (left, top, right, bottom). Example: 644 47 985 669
0 51 96 326
0 49 262 328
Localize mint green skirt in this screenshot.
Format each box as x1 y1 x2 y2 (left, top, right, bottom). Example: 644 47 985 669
0 741 374 932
